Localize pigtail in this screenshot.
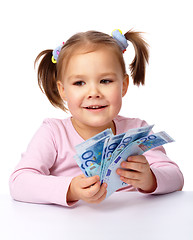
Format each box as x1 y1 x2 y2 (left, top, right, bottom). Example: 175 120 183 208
34 50 65 111
124 30 149 85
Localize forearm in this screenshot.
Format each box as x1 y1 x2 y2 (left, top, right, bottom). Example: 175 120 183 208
140 147 184 194
149 165 184 194
9 170 76 207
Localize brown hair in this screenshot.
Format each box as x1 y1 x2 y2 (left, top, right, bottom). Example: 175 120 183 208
34 30 149 112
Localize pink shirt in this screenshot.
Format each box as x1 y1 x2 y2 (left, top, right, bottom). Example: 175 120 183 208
9 115 184 207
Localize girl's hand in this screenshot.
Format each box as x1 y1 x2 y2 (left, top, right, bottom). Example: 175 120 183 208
67 174 107 204
116 155 157 193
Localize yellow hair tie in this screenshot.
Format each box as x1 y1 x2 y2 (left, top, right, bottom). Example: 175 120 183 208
111 29 122 36
51 56 57 64
111 29 128 53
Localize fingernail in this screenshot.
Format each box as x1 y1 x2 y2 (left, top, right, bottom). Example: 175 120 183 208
120 176 124 181
96 175 100 180
122 162 126 167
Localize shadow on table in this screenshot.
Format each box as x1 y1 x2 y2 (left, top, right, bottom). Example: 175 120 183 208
83 191 180 212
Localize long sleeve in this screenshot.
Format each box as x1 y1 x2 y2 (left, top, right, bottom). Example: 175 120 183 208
9 119 82 207
142 146 184 194
140 119 184 194
10 116 184 206
114 115 184 194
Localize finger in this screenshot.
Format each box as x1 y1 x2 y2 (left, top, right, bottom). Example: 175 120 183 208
120 161 147 173
85 180 101 198
117 168 141 180
127 155 147 164
89 184 107 203
93 188 107 204
120 176 140 188
80 175 100 188
90 183 107 202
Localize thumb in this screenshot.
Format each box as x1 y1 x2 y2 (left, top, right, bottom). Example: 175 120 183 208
80 175 100 188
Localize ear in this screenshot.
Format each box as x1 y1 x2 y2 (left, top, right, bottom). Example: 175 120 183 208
57 81 67 101
122 74 129 97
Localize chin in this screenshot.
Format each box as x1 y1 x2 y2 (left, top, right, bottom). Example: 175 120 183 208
85 117 114 128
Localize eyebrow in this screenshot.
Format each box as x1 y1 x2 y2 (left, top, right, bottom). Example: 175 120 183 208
99 72 118 78
68 75 85 81
68 72 118 80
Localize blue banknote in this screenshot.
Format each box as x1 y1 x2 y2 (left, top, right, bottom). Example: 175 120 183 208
85 162 101 177
74 126 174 198
104 131 174 198
111 125 154 160
100 133 125 181
100 125 154 182
74 128 113 176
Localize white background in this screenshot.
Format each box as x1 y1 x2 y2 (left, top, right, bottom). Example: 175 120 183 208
0 0 192 194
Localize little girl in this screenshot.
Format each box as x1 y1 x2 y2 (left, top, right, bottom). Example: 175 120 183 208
9 29 184 207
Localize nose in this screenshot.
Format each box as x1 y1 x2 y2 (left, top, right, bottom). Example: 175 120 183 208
87 84 102 99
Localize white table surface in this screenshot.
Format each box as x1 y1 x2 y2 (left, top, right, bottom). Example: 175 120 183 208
0 191 192 240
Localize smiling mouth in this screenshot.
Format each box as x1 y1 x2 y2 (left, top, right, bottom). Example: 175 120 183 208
84 105 108 110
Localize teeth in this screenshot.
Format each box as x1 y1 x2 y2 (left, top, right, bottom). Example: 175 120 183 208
87 105 104 109
88 106 101 109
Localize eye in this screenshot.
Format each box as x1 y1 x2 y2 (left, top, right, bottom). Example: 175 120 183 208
100 79 113 84
73 81 85 86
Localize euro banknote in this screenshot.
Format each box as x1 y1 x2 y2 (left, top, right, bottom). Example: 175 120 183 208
74 128 113 176
100 133 125 180
104 131 174 198
74 125 174 198
100 125 154 182
84 124 154 180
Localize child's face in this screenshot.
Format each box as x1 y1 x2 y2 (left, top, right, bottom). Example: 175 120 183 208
58 47 129 131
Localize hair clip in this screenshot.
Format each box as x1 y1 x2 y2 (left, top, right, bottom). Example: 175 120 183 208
111 29 128 53
51 42 65 64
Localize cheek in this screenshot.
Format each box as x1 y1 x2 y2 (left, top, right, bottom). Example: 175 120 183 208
107 87 123 112
107 86 123 103
65 90 82 109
